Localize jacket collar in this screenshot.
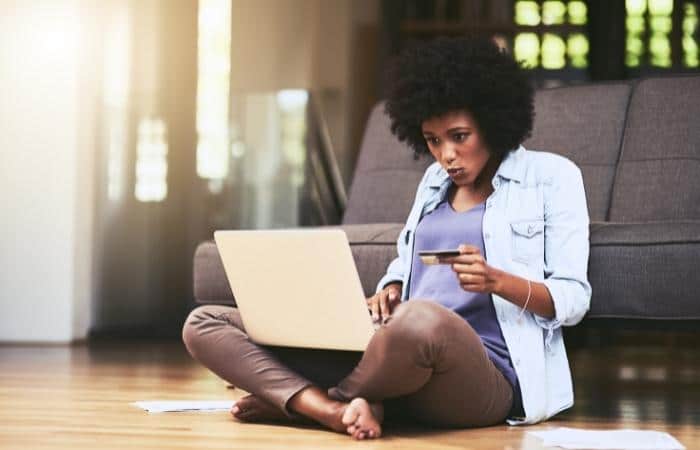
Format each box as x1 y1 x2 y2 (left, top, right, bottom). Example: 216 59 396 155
494 145 526 184
427 145 526 189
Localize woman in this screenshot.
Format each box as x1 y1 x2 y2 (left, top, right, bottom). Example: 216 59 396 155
182 36 591 440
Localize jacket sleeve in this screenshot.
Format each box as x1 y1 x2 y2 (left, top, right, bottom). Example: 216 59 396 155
375 164 437 294
536 160 592 333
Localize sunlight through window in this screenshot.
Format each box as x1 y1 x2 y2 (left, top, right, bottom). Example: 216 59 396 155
567 33 589 68
515 1 540 26
649 0 673 67
103 8 131 202
626 0 647 67
684 2 699 67
135 118 168 202
542 1 566 25
514 1 588 70
277 90 308 188
542 33 566 69
514 32 540 68
196 0 232 180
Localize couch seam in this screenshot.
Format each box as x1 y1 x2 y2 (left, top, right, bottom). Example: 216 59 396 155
617 156 700 163
592 240 700 246
606 80 637 222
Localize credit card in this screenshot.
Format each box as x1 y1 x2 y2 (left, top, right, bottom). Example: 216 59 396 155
418 249 460 265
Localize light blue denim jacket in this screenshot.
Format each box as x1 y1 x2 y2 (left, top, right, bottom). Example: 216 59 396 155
376 146 592 425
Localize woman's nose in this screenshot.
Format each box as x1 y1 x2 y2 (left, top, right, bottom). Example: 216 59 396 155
442 144 456 164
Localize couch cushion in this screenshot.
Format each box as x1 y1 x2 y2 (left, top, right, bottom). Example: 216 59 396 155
193 224 403 304
524 82 631 222
587 221 700 319
343 103 433 224
609 76 700 222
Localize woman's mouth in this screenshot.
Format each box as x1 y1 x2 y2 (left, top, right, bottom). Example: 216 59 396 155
447 167 464 177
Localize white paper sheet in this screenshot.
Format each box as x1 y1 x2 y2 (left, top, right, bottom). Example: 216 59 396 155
132 400 235 413
528 427 685 450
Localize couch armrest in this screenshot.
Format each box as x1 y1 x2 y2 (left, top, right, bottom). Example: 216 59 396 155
193 241 235 305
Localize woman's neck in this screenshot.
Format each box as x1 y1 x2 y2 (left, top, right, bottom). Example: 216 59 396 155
449 154 502 210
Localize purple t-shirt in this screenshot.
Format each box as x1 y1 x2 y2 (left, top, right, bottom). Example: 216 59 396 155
408 199 520 399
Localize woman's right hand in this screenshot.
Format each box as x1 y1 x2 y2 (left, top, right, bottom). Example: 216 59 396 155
366 282 402 323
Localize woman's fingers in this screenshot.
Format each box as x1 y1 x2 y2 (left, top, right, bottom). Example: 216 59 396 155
379 292 390 320
388 288 400 305
460 282 486 292
458 272 486 282
452 263 486 274
368 285 401 323
458 244 480 254
441 253 483 265
368 295 380 321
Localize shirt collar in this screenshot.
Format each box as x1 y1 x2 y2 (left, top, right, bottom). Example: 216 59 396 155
426 145 526 189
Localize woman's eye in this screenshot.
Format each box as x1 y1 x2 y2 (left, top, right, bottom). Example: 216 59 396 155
425 137 439 146
453 133 469 142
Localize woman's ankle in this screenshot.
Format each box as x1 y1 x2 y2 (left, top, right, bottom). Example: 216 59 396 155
287 386 347 432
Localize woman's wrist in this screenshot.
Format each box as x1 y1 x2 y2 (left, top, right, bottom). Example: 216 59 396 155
489 270 555 318
489 267 508 296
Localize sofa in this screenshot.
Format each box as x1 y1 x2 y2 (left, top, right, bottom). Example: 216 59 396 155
192 75 700 321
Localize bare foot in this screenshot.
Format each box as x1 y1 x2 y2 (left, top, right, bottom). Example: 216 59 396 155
341 398 383 440
287 387 383 439
230 394 291 423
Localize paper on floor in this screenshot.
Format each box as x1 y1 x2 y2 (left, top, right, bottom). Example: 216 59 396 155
132 400 235 413
528 427 685 449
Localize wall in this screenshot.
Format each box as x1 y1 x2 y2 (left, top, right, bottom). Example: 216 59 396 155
0 0 97 342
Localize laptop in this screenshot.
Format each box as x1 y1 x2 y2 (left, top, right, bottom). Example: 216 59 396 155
213 229 377 351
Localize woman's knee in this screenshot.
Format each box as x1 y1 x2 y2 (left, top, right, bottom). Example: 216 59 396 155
388 300 455 343
182 305 230 359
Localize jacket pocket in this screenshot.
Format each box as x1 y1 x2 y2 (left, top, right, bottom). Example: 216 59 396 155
510 219 545 263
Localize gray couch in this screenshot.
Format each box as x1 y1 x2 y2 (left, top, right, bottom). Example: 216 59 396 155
193 75 700 321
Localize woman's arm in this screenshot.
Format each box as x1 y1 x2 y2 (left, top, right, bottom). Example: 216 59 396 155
447 245 555 319
445 158 590 324
492 270 554 319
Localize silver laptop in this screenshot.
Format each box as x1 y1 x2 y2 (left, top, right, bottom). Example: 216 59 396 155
213 229 376 351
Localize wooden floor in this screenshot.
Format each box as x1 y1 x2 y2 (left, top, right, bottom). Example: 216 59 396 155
1 337 698 450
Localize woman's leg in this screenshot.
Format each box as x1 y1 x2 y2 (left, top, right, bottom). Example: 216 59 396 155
329 299 514 428
183 304 312 416
182 304 359 415
182 304 380 438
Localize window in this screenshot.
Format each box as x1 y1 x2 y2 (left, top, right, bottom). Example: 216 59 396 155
513 1 590 71
135 118 168 202
196 0 232 180
626 0 700 69
683 1 699 67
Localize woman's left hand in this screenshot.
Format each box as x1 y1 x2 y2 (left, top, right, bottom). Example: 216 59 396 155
441 244 503 294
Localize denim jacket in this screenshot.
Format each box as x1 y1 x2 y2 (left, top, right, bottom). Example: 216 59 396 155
376 146 592 425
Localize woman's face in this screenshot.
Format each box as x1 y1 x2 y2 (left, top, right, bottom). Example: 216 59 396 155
421 110 492 188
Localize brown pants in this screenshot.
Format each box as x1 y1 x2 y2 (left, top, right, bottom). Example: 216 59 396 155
182 300 513 427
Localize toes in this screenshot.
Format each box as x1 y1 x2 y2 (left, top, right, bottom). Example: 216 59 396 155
341 408 360 426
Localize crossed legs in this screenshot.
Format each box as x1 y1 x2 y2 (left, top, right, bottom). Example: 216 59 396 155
182 300 513 438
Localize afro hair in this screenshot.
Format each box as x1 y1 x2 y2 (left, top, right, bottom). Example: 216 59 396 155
384 36 534 158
